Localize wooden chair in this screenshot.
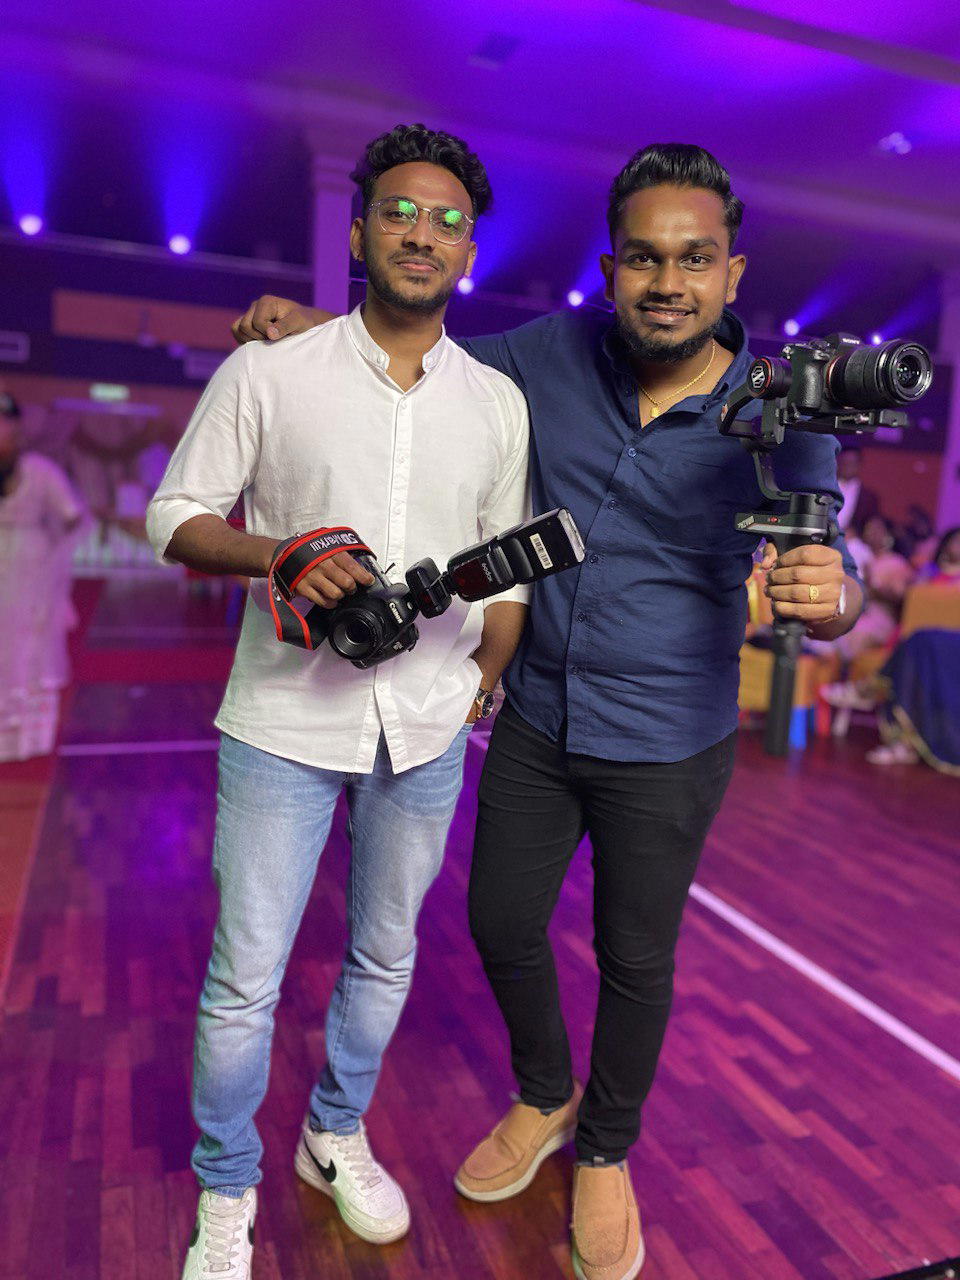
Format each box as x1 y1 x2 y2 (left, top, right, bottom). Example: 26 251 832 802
900 583 960 639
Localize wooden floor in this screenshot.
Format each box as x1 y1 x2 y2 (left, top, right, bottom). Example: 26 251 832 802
1 579 958 1280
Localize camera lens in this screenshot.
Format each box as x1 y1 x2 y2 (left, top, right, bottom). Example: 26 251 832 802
891 350 926 394
826 339 932 409
331 608 384 660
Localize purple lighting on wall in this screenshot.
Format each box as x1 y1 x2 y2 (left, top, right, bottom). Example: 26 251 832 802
870 332 883 345
168 234 192 255
1 88 49 238
566 289 585 308
457 276 475 295
783 318 800 336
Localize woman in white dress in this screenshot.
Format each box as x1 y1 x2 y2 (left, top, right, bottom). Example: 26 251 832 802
0 403 85 761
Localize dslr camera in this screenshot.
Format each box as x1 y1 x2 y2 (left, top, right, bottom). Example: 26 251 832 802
269 509 585 668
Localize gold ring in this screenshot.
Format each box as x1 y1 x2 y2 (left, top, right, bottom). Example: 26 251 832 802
809 584 820 604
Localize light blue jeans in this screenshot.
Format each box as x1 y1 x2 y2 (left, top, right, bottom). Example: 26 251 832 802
191 725 472 1195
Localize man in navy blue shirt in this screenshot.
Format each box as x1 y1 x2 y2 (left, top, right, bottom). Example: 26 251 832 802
234 142 861 1280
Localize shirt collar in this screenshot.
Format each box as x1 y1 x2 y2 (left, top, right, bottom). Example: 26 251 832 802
346 303 448 377
601 307 751 404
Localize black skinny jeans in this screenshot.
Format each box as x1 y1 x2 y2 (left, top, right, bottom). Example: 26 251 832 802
468 701 735 1162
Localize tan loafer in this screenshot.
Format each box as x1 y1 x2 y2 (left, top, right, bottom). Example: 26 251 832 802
571 1161 645 1280
454 1082 583 1202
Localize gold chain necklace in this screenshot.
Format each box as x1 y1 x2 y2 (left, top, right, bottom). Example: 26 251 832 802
637 339 717 416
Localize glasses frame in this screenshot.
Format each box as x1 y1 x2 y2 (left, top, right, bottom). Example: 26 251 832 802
369 196 475 246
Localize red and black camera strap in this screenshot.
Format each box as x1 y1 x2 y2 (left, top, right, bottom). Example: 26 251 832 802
268 526 371 650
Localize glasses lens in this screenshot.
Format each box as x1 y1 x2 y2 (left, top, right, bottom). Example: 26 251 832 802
377 198 417 232
431 207 469 244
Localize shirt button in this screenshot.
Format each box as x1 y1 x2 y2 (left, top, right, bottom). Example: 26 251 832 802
607 499 617 510
570 665 580 676
577 612 586 622
627 447 637 458
589 554 600 565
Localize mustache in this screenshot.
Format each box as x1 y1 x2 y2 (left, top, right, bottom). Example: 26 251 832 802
391 253 445 275
635 299 696 313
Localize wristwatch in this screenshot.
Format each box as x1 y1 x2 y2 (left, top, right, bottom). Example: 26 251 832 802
473 686 496 720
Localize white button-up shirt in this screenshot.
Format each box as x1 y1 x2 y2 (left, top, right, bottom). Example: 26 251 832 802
146 307 530 773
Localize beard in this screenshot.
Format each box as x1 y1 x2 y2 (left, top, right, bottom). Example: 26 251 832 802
365 254 456 316
616 307 720 364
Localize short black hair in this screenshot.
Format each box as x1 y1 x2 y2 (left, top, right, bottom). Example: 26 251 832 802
351 123 492 220
607 143 744 248
933 525 960 567
0 391 21 420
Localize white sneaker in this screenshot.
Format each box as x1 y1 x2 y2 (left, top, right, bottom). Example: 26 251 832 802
866 740 919 765
181 1187 256 1279
821 681 878 711
294 1118 410 1244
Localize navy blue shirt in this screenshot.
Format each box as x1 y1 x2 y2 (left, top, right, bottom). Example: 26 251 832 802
461 308 858 763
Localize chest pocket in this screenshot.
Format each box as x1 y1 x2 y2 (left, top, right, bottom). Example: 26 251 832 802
639 446 750 551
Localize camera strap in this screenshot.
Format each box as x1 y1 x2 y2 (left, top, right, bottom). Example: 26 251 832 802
268 526 372 649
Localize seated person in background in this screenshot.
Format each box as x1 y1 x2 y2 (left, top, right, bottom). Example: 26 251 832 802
825 515 912 662
921 526 960 584
824 523 960 726
865 623 960 768
901 503 938 572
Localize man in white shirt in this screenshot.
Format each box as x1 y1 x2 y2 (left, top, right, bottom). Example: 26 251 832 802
146 123 530 1280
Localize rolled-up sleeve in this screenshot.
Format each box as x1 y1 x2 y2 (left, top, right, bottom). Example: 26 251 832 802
478 379 532 608
146 345 260 563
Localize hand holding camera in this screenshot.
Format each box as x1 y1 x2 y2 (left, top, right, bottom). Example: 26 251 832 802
290 549 375 608
720 329 933 756
268 510 585 668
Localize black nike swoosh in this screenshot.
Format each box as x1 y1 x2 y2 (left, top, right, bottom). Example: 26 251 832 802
305 1140 337 1183
189 1222 200 1249
248 1219 255 1245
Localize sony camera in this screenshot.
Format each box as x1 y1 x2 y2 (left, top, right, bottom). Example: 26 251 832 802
269 509 585 669
730 333 932 441
719 330 933 757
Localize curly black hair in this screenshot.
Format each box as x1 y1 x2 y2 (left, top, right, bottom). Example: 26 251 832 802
351 123 493 220
607 143 744 248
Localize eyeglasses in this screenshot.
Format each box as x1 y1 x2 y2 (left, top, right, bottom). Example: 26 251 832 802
370 197 474 246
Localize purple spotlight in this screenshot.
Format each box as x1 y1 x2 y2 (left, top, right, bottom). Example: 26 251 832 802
566 289 585 308
168 234 192 256
18 213 43 237
457 276 475 295
870 332 883 345
783 318 800 337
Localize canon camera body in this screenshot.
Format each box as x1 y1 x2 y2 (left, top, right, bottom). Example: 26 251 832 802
269 509 585 669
